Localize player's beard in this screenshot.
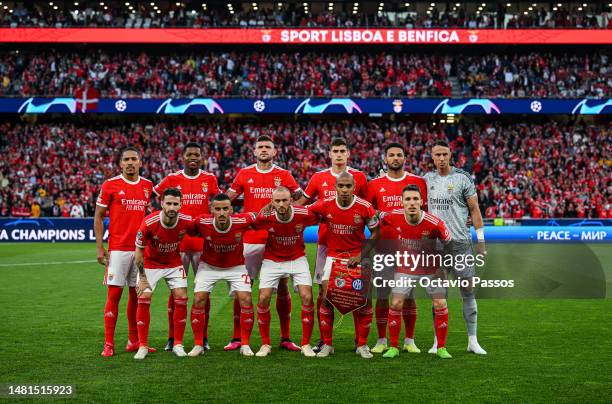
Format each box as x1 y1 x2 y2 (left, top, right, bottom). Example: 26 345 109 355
257 156 272 164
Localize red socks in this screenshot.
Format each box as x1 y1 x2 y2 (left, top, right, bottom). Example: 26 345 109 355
318 305 334 345
403 304 417 340
136 297 151 348
190 305 205 346
316 293 324 341
127 287 138 343
167 294 175 340
375 303 389 339
434 307 449 349
388 308 402 348
352 310 361 341
257 304 271 346
232 298 241 340
173 298 188 346
276 293 292 340
357 305 373 347
240 305 255 346
301 304 315 346
204 298 211 339
104 286 123 346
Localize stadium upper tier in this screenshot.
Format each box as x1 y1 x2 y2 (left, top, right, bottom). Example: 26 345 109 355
1 119 609 219
1 49 609 98
0 1 609 29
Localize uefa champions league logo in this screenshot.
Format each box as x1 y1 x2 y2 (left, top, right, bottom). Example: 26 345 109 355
294 98 363 114
18 98 77 114
530 101 542 112
114 100 127 112
571 99 612 114
433 99 501 114
253 100 266 112
156 98 224 114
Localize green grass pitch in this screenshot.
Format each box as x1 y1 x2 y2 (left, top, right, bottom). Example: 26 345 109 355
0 242 610 402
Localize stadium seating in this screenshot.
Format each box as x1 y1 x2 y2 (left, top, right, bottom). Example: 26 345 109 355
1 50 609 98
0 120 609 219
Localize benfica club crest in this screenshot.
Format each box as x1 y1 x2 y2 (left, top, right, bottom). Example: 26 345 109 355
261 29 272 43
235 232 242 241
179 230 186 240
353 213 362 224
421 231 431 239
202 182 208 193
295 224 303 233
274 176 282 187
143 189 149 198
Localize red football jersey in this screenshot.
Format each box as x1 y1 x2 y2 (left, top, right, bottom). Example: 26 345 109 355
308 196 378 258
135 212 196 269
194 213 256 268
252 206 319 262
366 172 428 213
153 170 220 252
228 164 300 244
303 167 368 246
96 175 153 251
380 210 451 275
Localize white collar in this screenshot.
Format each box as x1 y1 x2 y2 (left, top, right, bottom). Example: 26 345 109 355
385 172 408 182
181 169 201 180
213 217 233 234
274 206 294 223
120 174 140 185
335 195 356 210
404 211 424 226
256 164 275 174
159 211 179 229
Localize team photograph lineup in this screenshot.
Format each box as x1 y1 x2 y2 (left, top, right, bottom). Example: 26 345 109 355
96 135 488 360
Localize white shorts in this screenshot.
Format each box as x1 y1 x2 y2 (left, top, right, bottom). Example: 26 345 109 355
244 243 265 279
391 273 447 299
194 263 251 295
137 266 188 293
104 250 138 287
259 257 312 290
321 255 346 282
313 244 328 285
181 251 202 275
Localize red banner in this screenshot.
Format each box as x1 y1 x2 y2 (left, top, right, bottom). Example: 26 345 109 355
326 258 370 315
0 28 610 44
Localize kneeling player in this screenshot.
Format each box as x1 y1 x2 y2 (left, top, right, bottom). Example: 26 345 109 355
380 185 453 359
188 194 257 357
252 187 319 357
133 188 194 359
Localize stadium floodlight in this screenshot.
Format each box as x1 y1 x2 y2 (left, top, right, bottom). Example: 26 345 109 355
556 2 561 6
552 7 557 11
455 2 460 6
482 2 486 6
49 1 53 5
577 6 582 10
523 10 528 14
582 3 586 6
74 1 79 5
430 2 435 6
506 3 511 6
99 2 104 6
125 2 129 6
3 5 7 9
528 7 533 11
405 3 410 7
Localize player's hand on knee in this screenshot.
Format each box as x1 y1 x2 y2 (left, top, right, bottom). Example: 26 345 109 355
137 277 151 297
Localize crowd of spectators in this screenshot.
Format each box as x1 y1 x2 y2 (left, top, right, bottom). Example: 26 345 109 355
0 2 610 29
1 49 608 98
1 119 609 219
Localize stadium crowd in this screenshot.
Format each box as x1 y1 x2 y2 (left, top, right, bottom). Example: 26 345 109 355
1 50 609 98
1 119 609 219
0 2 609 29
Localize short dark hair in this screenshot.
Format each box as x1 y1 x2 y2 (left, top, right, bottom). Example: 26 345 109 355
330 137 348 148
256 135 274 143
433 140 450 149
384 142 405 155
402 184 421 196
183 142 202 154
162 187 182 200
120 146 140 159
211 193 231 203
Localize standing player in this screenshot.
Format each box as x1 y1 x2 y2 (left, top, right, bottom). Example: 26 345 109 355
226 135 302 352
95 147 154 357
379 185 453 359
188 194 257 357
424 140 487 355
133 188 194 359
366 143 428 354
153 142 219 352
252 187 319 357
308 172 379 358
295 137 368 351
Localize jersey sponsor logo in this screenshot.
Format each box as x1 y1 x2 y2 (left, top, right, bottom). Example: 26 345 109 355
430 197 453 210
